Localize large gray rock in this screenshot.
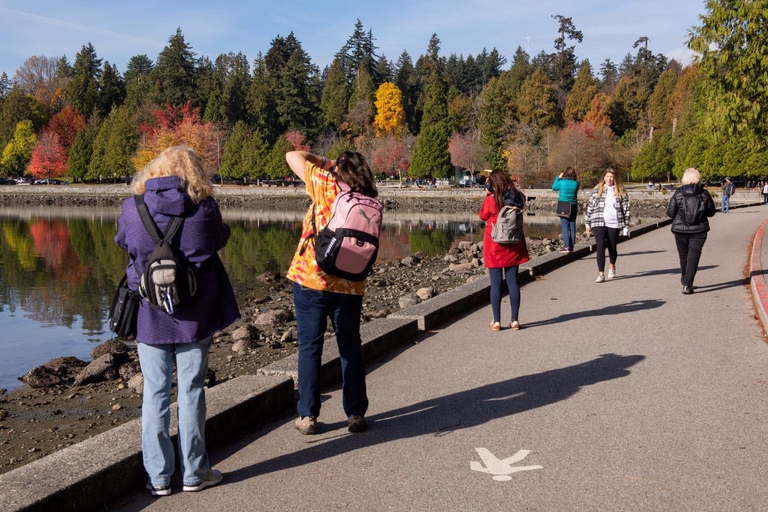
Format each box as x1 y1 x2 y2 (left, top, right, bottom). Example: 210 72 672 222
232 324 259 342
43 356 87 376
20 366 61 388
127 373 144 394
253 308 294 326
73 354 120 386
449 262 474 272
232 338 257 355
118 361 140 381
91 340 130 360
416 287 435 300
398 293 421 309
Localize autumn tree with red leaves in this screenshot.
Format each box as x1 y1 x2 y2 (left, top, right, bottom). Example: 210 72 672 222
371 135 411 180
133 100 222 173
47 104 86 152
28 129 68 179
448 129 484 183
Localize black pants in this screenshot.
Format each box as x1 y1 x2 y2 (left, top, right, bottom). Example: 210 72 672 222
674 232 707 288
592 226 619 272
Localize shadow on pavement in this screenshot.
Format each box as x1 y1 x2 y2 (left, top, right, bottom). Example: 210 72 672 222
617 265 717 280
224 353 645 482
522 299 665 328
693 278 750 293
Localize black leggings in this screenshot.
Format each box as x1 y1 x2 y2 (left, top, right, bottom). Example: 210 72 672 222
592 226 619 272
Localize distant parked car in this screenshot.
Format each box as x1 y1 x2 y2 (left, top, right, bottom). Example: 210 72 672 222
33 178 65 185
0 177 16 185
16 177 32 185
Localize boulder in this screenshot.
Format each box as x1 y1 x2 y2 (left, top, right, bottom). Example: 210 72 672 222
20 366 61 388
232 338 257 355
43 356 87 377
398 293 421 309
253 308 294 326
415 287 435 300
91 340 130 360
127 373 144 394
232 324 259 342
118 361 140 381
73 353 120 386
449 262 474 272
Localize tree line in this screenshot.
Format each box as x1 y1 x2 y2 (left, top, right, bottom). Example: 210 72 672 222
0 3 766 186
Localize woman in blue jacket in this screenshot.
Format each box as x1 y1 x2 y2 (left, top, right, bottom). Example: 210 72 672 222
552 167 580 252
115 146 240 496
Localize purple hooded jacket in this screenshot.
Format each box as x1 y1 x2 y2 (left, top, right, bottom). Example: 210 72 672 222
115 176 240 344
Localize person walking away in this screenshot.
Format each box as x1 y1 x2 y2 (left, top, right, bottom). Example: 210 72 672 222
115 146 240 496
552 167 580 253
666 167 716 294
285 150 378 435
479 169 530 331
721 177 733 213
584 168 631 283
763 181 768 204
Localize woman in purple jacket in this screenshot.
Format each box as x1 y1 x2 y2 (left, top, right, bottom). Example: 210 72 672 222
115 146 239 496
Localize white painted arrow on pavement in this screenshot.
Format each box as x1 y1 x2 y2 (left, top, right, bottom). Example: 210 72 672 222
470 448 543 481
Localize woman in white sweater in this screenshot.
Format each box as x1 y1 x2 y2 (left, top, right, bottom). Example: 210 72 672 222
584 168 631 283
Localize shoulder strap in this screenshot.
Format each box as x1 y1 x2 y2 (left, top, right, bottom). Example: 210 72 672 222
134 194 184 244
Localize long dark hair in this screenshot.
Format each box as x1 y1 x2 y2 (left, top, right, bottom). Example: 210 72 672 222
487 169 519 210
562 166 577 180
334 151 378 198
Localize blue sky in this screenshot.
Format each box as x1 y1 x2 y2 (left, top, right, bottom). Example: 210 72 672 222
0 0 706 80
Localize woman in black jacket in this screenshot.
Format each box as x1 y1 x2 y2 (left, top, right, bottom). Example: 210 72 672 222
666 168 716 294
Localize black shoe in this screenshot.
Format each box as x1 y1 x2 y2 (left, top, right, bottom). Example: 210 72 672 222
682 286 694 295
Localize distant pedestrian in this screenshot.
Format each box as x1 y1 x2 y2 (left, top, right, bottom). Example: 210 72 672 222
285 150 378 436
479 169 530 331
721 177 733 213
763 181 768 204
552 167 580 253
115 146 240 496
666 168 716 294
584 168 631 283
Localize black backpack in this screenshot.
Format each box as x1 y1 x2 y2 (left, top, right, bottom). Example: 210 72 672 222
134 195 197 314
682 193 706 225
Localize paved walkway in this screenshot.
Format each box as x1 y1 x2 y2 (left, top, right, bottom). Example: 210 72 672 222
117 206 768 512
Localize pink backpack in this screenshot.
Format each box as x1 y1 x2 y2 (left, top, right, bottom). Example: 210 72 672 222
310 182 383 281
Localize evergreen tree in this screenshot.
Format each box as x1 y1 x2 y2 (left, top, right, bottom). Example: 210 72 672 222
517 67 558 129
320 56 349 131
247 52 279 141
479 76 514 168
265 134 293 179
647 68 678 134
564 62 599 122
124 55 153 110
410 124 452 178
67 43 102 118
219 120 250 180
151 28 198 108
242 128 270 179
632 132 672 181
338 19 380 85
97 61 125 118
550 15 583 91
0 72 11 100
476 47 507 85
276 48 319 137
599 59 619 94
67 121 98 182
607 77 648 138
88 105 139 180
394 51 417 134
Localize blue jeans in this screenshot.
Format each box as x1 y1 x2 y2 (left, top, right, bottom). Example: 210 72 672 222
559 203 577 250
292 282 368 419
489 267 520 323
137 338 211 487
721 195 730 212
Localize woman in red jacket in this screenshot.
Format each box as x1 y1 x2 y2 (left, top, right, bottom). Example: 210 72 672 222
479 169 530 331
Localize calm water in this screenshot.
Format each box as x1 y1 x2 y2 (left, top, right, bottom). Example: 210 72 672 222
0 205 568 390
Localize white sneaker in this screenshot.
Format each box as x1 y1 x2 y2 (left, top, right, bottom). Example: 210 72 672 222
595 274 605 283
183 469 223 492
607 268 616 279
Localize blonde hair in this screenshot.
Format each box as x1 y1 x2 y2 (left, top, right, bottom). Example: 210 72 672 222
596 168 627 198
132 145 212 203
680 168 701 186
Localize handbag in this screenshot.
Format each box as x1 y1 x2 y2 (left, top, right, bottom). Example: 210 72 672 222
555 201 573 218
108 274 142 338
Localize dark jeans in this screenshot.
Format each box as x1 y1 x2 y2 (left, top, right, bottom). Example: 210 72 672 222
489 267 520 323
592 226 619 272
559 203 578 250
674 232 707 288
292 282 368 419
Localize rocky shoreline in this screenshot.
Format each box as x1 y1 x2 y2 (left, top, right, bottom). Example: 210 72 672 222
0 186 670 475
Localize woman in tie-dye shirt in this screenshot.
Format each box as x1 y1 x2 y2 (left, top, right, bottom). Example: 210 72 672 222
285 150 378 436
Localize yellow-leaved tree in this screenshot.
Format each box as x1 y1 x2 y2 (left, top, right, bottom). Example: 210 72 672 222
373 82 405 137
